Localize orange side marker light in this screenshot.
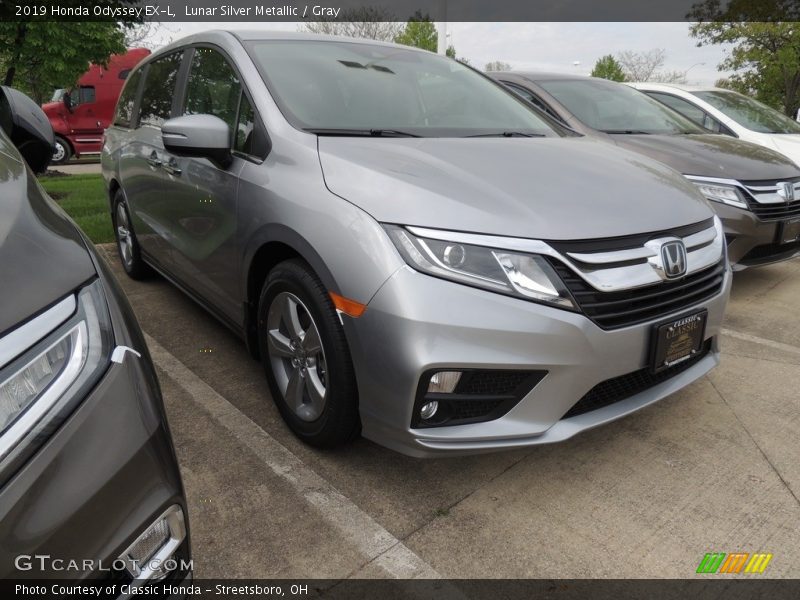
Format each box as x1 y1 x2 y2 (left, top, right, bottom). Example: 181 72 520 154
329 291 367 318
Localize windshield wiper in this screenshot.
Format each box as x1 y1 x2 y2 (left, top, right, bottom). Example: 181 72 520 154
600 129 652 135
466 131 546 138
304 128 421 138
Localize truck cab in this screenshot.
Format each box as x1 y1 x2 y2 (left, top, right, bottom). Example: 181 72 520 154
42 47 150 164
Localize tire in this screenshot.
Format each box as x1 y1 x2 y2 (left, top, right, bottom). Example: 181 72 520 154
258 259 360 447
51 136 72 165
112 189 152 280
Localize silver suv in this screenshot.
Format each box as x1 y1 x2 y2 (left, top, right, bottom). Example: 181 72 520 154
102 32 731 457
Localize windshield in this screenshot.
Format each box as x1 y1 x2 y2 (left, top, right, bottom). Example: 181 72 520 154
538 78 706 135
247 40 560 137
50 89 66 103
693 90 800 134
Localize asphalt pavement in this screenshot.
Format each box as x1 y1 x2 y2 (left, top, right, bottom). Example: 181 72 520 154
95 244 800 579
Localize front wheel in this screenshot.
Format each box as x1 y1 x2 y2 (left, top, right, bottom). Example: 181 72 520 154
258 259 359 447
51 136 72 165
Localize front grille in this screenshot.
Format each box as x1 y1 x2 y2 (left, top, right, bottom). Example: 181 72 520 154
549 259 726 330
563 340 712 419
449 398 506 420
747 199 800 221
411 369 547 428
740 239 800 264
455 371 533 395
740 178 800 221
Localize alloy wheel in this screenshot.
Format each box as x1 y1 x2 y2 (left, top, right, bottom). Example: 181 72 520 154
266 292 328 422
116 202 134 269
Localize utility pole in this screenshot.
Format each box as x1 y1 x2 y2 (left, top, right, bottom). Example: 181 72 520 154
437 0 447 55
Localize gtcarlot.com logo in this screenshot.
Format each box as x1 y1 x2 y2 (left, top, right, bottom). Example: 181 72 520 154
696 552 773 574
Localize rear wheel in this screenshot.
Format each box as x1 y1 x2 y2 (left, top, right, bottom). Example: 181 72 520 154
258 259 359 447
112 190 152 280
51 136 72 165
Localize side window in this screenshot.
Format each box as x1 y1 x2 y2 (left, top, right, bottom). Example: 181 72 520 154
648 92 706 126
648 91 733 134
78 86 95 105
114 68 143 128
184 48 241 134
235 94 255 154
503 82 565 123
503 82 536 104
234 93 269 159
138 51 183 128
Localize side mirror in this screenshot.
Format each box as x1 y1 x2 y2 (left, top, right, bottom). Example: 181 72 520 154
0 85 55 173
63 92 74 113
162 114 232 169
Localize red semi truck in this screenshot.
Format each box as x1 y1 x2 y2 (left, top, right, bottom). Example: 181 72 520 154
42 48 150 164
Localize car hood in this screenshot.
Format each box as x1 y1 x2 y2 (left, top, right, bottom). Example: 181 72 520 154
0 137 95 337
41 102 63 117
610 133 800 180
317 136 713 240
765 133 800 166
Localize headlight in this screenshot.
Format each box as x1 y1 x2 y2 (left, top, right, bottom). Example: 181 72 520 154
0 279 113 460
384 225 576 309
688 178 749 209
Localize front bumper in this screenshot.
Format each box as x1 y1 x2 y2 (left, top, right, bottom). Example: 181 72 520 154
0 253 190 582
344 265 731 458
714 203 800 269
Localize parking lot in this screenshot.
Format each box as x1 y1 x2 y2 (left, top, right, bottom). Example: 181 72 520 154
95 245 800 579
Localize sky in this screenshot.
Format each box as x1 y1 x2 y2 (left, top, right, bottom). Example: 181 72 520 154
146 22 733 85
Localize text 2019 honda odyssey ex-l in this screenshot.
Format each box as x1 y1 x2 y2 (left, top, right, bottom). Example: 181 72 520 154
102 32 731 457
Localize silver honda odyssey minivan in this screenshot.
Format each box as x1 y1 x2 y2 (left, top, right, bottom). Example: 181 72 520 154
102 31 731 457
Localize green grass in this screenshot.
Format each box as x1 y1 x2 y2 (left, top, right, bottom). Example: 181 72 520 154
38 173 113 244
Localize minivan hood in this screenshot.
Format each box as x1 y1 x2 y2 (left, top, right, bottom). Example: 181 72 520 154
318 136 713 240
610 133 800 180
765 133 800 166
0 139 95 337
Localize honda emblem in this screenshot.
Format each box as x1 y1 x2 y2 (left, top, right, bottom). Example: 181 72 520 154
660 241 687 279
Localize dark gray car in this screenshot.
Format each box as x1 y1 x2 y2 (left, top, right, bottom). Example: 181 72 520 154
0 86 191 585
490 72 800 269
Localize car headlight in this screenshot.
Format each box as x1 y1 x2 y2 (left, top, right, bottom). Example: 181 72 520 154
688 177 749 209
0 279 113 460
384 225 576 309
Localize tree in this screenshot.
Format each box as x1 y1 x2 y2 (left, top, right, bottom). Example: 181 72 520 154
394 11 438 52
615 48 688 84
616 49 667 82
485 61 512 72
299 7 401 41
124 22 172 50
690 21 800 117
0 22 126 103
446 45 470 65
590 55 626 81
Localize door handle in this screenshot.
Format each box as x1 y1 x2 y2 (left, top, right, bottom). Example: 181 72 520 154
163 158 182 176
147 151 162 168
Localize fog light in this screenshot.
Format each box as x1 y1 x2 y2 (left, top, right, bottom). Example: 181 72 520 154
120 505 186 581
420 400 439 420
127 518 170 565
427 371 461 393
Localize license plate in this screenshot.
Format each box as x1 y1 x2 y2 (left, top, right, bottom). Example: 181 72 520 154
650 311 707 373
780 218 800 244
